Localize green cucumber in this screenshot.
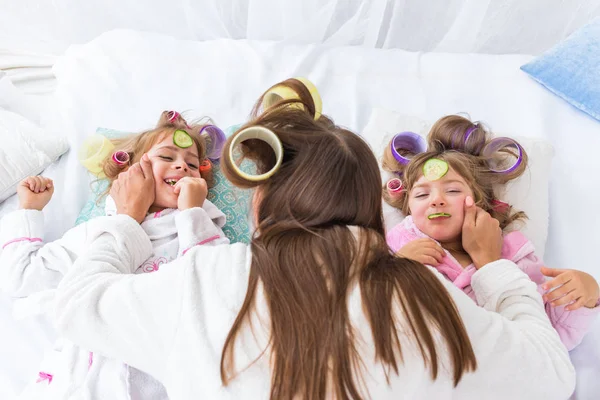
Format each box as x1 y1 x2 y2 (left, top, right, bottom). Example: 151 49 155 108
173 129 193 148
423 158 448 181
428 213 451 220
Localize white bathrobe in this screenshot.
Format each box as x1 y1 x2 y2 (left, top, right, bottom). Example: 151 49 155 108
0 201 229 400
53 215 575 400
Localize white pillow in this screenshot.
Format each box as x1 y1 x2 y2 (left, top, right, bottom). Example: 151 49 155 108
0 107 69 202
362 108 554 259
0 72 42 123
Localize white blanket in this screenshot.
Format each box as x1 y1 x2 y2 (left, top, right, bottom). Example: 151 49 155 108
1 30 598 398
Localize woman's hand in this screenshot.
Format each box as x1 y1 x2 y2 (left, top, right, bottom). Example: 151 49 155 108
396 238 446 266
110 154 155 223
541 267 600 310
461 196 503 270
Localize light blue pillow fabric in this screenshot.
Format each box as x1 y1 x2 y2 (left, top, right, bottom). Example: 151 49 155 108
521 18 600 122
76 125 252 244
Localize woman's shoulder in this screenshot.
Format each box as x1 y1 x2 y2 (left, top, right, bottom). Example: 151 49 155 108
179 242 252 313
185 242 252 280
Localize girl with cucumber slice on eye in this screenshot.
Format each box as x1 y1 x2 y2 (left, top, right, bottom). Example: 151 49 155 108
383 114 599 351
0 111 230 400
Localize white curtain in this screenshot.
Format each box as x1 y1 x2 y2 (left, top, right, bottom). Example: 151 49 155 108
1 0 599 92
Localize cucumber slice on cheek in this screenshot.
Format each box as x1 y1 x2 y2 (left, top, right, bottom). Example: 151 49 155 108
173 129 193 148
423 158 449 181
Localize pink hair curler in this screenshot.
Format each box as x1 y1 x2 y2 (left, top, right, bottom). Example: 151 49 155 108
386 178 404 197
112 151 130 165
167 111 180 122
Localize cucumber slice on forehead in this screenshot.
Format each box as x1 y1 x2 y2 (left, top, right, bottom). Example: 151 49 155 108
423 158 449 181
173 129 193 148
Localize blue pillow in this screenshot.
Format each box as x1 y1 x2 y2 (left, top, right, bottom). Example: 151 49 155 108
521 18 600 122
76 125 252 244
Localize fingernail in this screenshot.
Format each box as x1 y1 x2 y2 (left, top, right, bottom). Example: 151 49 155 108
465 196 474 206
542 284 548 290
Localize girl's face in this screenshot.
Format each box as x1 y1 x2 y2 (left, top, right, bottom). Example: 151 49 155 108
407 167 474 243
146 134 202 210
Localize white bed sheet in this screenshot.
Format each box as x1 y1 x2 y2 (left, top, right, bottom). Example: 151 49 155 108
1 30 598 398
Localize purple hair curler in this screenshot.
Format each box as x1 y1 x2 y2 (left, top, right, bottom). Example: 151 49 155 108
112 151 130 165
390 132 427 165
481 137 523 173
199 125 227 160
464 124 478 143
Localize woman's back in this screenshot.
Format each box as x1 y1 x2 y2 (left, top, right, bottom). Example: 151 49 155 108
54 232 574 399
54 94 575 400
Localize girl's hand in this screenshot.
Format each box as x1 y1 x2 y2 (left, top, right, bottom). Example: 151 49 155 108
541 267 600 311
396 238 446 266
174 177 207 211
17 176 54 210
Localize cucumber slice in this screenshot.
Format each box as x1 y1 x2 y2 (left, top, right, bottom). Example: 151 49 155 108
423 158 448 181
428 213 451 220
173 129 193 148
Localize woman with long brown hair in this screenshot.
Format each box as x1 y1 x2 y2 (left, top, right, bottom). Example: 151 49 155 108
54 81 574 400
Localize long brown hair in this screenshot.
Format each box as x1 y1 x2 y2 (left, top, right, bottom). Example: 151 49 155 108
382 114 528 230
219 99 477 399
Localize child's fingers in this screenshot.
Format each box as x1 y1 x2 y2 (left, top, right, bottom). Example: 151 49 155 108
550 291 580 308
565 297 586 311
173 180 185 195
41 177 53 189
33 176 44 193
430 242 446 260
422 245 444 263
20 177 36 191
543 281 574 302
541 272 572 291
540 266 568 279
418 255 440 267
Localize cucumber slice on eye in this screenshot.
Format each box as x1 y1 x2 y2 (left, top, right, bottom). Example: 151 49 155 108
173 130 193 148
423 158 449 181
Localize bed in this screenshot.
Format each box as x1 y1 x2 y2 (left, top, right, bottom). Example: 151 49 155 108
0 28 598 399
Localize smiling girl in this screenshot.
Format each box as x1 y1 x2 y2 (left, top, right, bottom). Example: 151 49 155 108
382 115 599 351
0 111 229 399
